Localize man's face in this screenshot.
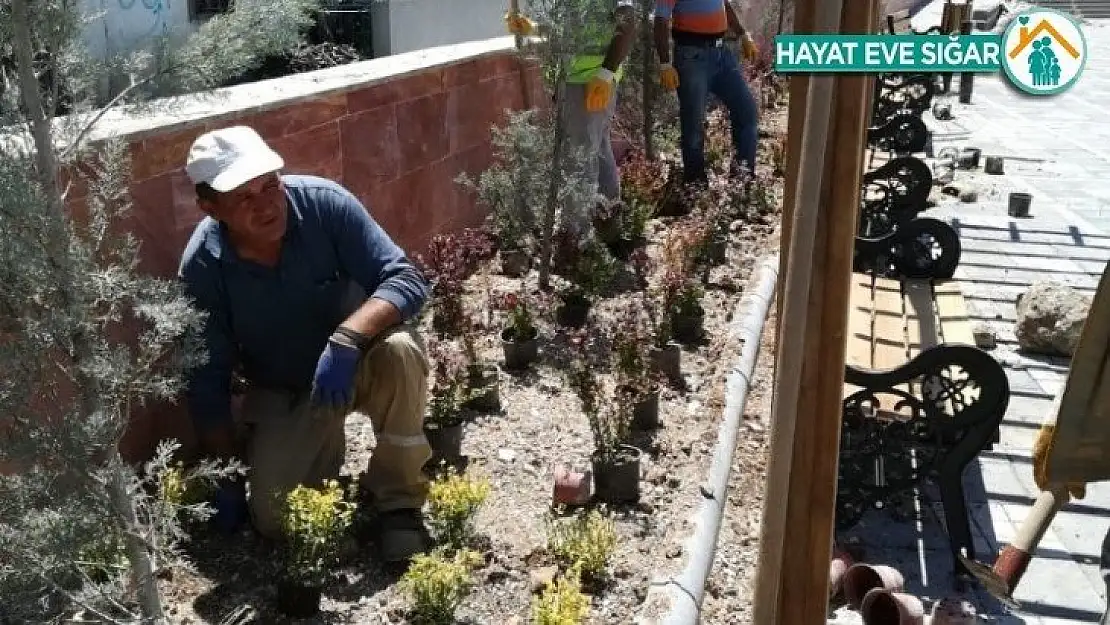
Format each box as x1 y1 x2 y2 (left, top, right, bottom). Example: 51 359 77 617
204 172 287 244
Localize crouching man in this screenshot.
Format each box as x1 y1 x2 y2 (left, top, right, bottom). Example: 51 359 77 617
177 125 433 564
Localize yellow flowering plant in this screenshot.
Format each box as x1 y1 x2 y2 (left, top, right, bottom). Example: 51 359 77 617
279 480 357 586
545 509 617 584
401 548 483 625
426 468 491 550
532 565 591 625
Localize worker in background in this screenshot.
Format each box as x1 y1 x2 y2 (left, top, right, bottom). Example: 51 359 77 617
505 1 637 209
654 0 760 184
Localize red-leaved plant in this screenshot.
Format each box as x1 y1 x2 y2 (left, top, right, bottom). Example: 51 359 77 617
496 287 546 342
416 227 496 337
619 150 668 210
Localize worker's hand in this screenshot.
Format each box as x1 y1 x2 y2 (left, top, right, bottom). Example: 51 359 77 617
504 12 536 37
741 32 759 62
1032 423 1086 499
660 63 679 91
311 338 361 408
585 68 616 112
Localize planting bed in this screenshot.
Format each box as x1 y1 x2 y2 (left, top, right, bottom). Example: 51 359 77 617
158 91 787 624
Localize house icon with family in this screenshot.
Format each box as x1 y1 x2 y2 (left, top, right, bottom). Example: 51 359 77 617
1002 9 1088 95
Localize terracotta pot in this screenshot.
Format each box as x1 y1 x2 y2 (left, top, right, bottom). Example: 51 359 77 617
859 589 924 625
930 597 978 625
829 548 857 599
552 465 592 506
842 563 904 609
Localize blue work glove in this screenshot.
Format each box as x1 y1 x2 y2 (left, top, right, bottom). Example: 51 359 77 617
212 480 248 535
311 338 362 408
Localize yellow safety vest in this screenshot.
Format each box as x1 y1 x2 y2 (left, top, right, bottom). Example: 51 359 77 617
567 2 626 84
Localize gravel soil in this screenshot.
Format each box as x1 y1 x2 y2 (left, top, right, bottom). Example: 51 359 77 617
158 95 788 625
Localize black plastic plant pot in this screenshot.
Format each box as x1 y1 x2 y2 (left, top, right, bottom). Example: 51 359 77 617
606 237 638 262
704 237 727 266
464 364 502 413
671 310 705 344
591 445 643 504
501 327 539 371
984 156 1005 175
500 248 531 277
650 342 682 381
424 422 464 464
556 295 591 328
632 389 661 431
276 578 323 618
1008 192 1032 218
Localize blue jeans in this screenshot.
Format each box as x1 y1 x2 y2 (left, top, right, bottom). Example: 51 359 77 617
673 43 759 183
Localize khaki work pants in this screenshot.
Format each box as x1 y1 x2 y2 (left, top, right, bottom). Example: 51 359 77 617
241 326 431 540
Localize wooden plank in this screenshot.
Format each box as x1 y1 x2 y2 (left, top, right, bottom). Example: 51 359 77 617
1049 260 1110 484
901 280 936 349
754 0 878 619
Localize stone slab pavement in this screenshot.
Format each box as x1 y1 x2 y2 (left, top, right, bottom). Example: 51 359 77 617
834 18 1110 625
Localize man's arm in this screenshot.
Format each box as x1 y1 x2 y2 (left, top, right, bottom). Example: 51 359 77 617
602 3 637 72
654 0 675 63
321 186 431 342
179 254 238 461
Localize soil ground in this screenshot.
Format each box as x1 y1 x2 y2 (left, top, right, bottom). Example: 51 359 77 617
158 90 788 625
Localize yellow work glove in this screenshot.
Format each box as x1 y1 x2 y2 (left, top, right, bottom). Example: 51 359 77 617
741 32 759 62
660 63 679 91
504 12 536 37
585 68 616 112
1032 423 1086 499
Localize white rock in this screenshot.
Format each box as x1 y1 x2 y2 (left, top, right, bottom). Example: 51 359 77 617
1014 281 1092 357
498 448 517 463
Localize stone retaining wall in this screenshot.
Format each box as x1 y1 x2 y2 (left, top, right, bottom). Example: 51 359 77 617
74 36 542 460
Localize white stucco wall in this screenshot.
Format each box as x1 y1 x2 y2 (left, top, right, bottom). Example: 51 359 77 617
371 0 522 57
80 0 196 61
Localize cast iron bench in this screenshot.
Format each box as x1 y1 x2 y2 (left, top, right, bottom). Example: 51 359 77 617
837 272 1010 575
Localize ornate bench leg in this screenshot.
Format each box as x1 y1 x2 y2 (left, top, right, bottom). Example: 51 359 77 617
841 345 1010 579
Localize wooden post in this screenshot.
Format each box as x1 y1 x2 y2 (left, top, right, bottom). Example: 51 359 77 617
753 0 876 622
958 20 975 104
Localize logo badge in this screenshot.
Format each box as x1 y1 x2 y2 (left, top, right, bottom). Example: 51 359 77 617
1000 8 1088 95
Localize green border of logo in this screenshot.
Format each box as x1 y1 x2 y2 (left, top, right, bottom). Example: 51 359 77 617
1000 8 1088 96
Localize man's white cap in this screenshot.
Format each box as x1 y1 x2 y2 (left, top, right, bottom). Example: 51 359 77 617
185 125 285 193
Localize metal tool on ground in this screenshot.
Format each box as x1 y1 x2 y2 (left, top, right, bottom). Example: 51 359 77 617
959 486 1071 610
961 260 1110 608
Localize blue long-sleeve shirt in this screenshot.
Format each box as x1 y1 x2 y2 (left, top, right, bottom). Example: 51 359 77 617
178 174 430 431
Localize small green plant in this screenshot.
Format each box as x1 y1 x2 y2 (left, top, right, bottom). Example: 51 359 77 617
611 296 659 398
158 461 215 508
545 509 618 583
672 280 705 319
401 548 483 625
561 235 618 304
426 468 491 550
280 480 357 587
76 534 128 584
532 565 591 625
566 346 632 464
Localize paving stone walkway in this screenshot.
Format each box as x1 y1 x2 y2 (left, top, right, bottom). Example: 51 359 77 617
835 18 1110 625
